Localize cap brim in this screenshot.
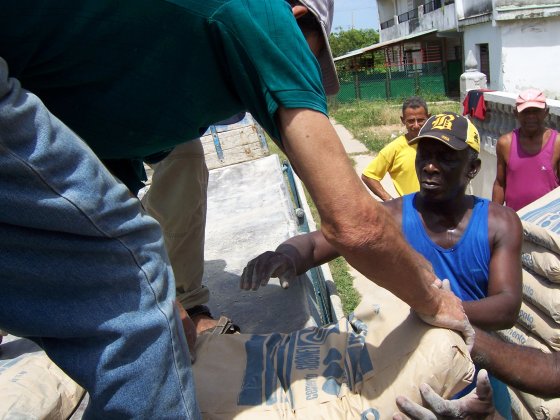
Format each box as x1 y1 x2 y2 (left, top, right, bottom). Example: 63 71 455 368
317 23 339 96
408 134 469 150
516 101 546 113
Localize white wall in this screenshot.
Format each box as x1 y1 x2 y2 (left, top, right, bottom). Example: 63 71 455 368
500 17 560 100
378 0 396 25
380 3 457 42
463 21 502 90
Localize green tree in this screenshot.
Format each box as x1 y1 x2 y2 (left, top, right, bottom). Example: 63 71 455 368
328 28 379 58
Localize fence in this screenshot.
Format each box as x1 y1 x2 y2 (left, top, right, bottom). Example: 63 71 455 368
333 60 446 103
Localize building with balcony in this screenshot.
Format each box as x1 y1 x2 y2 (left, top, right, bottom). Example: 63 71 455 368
377 0 560 98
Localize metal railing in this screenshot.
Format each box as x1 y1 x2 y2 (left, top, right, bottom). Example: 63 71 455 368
380 18 395 29
398 8 419 23
333 60 445 102
423 0 442 14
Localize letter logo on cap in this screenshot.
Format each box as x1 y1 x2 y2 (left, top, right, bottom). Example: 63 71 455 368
432 114 455 130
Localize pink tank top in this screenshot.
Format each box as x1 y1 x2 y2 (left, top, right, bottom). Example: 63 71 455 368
505 128 559 211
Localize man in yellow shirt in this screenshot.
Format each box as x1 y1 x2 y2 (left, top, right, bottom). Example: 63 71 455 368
362 97 430 201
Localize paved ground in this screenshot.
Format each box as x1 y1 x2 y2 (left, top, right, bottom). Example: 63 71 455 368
330 119 399 304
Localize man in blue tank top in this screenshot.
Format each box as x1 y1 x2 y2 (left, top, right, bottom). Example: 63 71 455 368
241 113 523 419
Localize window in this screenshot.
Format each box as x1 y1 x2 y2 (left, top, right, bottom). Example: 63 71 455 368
478 43 490 83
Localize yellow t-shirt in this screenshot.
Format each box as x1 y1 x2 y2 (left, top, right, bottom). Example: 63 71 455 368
362 135 419 196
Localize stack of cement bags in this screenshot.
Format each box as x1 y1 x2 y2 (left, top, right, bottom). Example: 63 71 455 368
0 335 85 418
192 284 474 419
496 189 560 420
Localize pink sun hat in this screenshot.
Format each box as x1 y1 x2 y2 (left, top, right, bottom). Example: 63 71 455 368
516 88 547 112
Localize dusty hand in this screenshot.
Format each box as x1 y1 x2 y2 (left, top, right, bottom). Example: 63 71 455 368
240 251 297 291
175 301 197 363
393 369 500 420
417 278 475 351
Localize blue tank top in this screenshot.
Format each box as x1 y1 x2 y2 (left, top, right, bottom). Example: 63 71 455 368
401 193 511 419
402 193 490 302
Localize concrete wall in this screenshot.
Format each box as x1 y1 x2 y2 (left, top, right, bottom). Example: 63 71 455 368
496 0 560 7
378 0 396 25
500 17 560 99
380 2 457 41
463 21 502 91
458 0 493 19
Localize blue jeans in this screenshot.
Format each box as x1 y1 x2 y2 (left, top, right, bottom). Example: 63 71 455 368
0 57 200 419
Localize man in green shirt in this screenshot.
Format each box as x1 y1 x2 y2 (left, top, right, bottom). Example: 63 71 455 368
0 0 472 417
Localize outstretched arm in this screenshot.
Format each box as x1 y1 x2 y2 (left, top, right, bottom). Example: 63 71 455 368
362 152 393 201
472 327 560 399
462 204 522 330
240 230 339 290
276 107 473 348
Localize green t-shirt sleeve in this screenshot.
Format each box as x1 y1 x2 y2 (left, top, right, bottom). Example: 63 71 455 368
209 0 328 143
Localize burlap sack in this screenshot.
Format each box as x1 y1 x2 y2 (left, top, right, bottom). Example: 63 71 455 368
522 221 560 255
0 353 85 419
522 269 560 323
193 300 474 419
522 241 560 283
517 300 560 351
508 387 535 420
497 324 553 353
515 389 560 420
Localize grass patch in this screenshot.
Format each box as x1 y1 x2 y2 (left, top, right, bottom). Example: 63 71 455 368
330 99 462 153
328 257 361 315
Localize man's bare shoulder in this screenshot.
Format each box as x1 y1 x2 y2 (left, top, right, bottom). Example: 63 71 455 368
497 131 513 146
487 200 522 240
380 197 404 226
495 132 513 158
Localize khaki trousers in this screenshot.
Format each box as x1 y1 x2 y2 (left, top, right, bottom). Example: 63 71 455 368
143 139 209 310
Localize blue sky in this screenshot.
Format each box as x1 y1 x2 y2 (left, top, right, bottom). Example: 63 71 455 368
332 0 379 32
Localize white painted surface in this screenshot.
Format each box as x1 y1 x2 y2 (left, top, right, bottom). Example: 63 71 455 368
379 2 456 41
463 21 502 90
462 16 560 98
500 17 560 99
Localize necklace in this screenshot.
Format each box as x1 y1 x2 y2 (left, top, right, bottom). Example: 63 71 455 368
447 227 457 243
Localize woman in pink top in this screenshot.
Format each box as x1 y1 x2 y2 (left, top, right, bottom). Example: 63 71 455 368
493 89 560 211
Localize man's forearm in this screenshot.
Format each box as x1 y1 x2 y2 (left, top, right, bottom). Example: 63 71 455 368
472 327 560 398
276 231 338 275
361 175 393 201
462 295 519 331
278 108 441 315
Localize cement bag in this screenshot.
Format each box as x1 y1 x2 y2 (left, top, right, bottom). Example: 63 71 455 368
522 269 560 323
508 387 534 420
518 188 560 235
497 324 553 353
0 353 85 419
193 312 474 419
517 301 560 351
522 241 560 283
515 389 560 420
522 221 560 255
